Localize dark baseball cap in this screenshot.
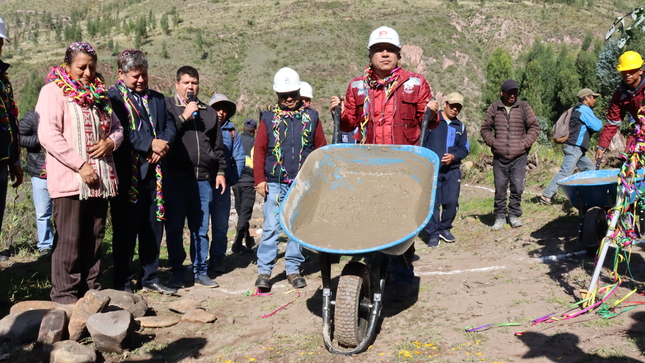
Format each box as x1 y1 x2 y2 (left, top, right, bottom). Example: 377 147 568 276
244 118 257 128
501 79 519 92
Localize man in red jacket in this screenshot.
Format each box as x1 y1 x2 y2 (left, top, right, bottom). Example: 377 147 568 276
329 26 438 301
595 51 645 161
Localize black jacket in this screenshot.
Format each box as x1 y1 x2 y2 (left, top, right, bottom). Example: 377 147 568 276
237 131 255 185
18 110 46 178
164 96 226 180
108 87 176 191
0 61 19 167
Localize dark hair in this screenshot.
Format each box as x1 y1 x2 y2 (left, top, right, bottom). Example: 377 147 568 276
64 42 98 65
176 66 199 82
117 49 148 73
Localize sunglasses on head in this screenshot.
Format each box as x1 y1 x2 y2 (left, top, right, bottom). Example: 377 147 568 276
278 91 299 99
446 102 462 109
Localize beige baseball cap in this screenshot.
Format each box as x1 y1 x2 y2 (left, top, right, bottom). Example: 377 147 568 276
577 88 600 98
444 92 464 106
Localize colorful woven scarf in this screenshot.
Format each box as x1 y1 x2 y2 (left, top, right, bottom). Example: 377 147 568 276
0 73 17 162
115 80 165 221
267 103 312 184
46 65 113 133
360 65 401 143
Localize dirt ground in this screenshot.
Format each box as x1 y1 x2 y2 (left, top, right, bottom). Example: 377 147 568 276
90 183 645 363
4 182 645 363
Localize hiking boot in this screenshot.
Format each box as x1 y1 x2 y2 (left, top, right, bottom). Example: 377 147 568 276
255 274 271 289
509 216 523 228
39 248 53 256
195 275 219 288
287 273 307 289
427 235 440 248
491 217 506 231
439 230 456 243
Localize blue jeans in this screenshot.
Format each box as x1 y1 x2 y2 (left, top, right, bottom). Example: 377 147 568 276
256 182 304 276
543 144 595 199
209 185 231 260
164 177 212 278
31 177 54 251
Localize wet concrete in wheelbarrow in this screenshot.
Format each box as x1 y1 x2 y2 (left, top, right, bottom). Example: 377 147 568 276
287 146 436 251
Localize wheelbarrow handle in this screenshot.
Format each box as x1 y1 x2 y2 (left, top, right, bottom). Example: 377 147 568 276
418 108 434 147
595 157 602 170
333 99 341 144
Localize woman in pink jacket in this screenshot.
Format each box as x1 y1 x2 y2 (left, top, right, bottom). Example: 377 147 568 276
37 42 123 304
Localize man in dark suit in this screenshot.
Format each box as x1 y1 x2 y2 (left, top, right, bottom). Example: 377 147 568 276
108 49 177 294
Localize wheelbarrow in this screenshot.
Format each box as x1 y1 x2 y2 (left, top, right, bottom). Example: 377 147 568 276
557 169 645 249
279 144 439 355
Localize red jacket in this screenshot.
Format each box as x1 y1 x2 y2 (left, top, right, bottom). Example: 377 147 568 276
340 69 437 145
597 78 645 150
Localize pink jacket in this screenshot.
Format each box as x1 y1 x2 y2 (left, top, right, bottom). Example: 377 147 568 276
36 82 123 198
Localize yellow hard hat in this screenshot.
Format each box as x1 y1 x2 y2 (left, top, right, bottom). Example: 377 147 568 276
617 51 644 72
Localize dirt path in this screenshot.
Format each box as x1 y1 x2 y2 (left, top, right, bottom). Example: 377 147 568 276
107 184 645 362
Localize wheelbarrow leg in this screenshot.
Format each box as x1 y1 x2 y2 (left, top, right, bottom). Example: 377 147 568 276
320 252 335 352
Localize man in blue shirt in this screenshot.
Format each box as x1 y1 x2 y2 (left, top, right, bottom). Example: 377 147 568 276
540 88 603 204
422 92 469 247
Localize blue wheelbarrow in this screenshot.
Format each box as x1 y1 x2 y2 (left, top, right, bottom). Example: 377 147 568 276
557 169 644 248
279 144 439 355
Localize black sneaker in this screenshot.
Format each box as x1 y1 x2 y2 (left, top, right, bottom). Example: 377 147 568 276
427 235 441 248
255 274 271 289
287 273 307 289
167 273 185 289
439 230 456 243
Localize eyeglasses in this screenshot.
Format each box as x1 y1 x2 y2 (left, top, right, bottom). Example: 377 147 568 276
278 91 299 100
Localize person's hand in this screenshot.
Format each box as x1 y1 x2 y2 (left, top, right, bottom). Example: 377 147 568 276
329 96 345 115
427 99 439 113
595 148 605 162
441 153 455 165
255 181 268 198
78 163 99 188
9 165 22 188
146 151 162 164
215 175 226 194
89 138 115 159
151 139 169 157
181 102 199 121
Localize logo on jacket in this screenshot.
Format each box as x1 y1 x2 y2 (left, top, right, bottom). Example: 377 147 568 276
403 80 415 93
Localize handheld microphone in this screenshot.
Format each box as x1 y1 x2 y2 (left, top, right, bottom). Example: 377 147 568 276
187 92 198 117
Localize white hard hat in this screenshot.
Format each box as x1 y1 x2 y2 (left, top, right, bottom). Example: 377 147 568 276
273 67 301 93
0 18 9 41
300 81 313 99
368 26 400 50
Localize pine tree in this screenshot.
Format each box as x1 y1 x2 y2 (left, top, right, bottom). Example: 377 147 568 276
161 41 168 59
483 48 513 108
160 13 169 35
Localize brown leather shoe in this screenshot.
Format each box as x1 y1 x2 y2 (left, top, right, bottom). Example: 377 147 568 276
287 273 307 289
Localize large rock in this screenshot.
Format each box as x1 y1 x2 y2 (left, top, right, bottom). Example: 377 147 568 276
33 309 69 358
135 315 180 328
96 289 148 318
10 301 73 316
37 309 68 345
0 309 48 343
181 309 217 324
68 290 110 341
86 311 134 354
50 340 97 363
168 298 201 314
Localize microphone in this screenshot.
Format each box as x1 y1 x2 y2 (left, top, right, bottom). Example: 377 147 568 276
187 92 198 117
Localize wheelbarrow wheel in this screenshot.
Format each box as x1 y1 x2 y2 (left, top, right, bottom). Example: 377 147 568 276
580 206 607 249
335 262 371 348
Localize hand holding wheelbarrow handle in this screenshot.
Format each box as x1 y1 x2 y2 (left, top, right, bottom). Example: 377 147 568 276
418 107 434 147
333 100 341 144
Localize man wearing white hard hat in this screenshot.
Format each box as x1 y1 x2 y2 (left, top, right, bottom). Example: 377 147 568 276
0 17 22 261
253 67 327 291
300 81 313 104
329 26 438 301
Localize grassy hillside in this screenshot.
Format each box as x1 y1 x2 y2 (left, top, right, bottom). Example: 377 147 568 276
0 0 640 129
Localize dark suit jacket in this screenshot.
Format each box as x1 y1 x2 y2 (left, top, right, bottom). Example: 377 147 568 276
108 87 176 192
